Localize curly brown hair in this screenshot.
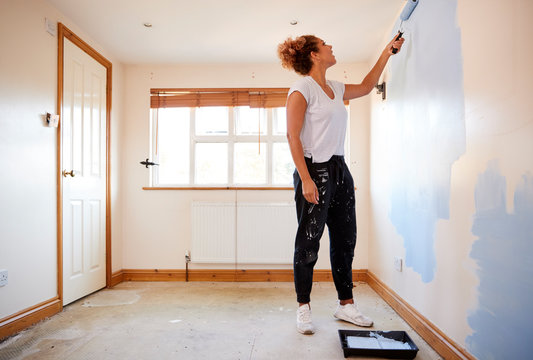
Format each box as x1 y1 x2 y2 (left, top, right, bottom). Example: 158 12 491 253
277 35 320 76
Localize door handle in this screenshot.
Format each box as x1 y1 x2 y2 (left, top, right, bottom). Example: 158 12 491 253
62 170 75 177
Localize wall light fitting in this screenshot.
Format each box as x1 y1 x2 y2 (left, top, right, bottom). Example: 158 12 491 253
375 82 386 101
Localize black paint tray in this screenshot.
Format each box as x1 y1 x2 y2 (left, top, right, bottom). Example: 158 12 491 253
338 330 419 359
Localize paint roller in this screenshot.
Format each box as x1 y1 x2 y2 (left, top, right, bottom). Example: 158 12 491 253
392 0 419 54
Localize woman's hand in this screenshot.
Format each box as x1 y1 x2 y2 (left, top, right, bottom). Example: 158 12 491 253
302 178 319 204
386 33 405 55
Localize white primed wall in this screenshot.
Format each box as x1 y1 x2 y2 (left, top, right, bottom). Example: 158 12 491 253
121 63 372 271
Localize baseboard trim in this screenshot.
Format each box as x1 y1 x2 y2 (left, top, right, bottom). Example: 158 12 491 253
119 268 368 283
0 297 62 341
366 271 475 360
110 270 124 287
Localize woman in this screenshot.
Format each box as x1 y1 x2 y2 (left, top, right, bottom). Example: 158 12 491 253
278 34 404 334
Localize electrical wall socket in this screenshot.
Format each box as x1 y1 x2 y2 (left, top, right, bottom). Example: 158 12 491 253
0 269 8 286
394 257 403 272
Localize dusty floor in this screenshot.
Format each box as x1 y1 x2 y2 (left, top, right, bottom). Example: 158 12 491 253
0 282 441 360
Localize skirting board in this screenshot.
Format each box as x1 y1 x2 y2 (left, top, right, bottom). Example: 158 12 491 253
118 269 368 283
0 297 62 340
366 271 475 360
110 270 124 287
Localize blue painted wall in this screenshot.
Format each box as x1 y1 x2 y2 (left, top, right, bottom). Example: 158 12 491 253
371 0 533 354
386 0 465 282
467 162 533 359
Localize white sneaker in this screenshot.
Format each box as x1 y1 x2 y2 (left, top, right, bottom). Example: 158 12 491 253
334 301 373 327
296 304 315 335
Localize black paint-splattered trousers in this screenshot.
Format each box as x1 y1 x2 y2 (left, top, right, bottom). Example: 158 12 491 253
293 155 356 304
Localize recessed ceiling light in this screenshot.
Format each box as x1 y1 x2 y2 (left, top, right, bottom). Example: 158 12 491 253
290 20 298 25
143 23 152 28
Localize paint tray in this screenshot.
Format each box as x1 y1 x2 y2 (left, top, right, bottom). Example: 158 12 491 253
338 330 419 359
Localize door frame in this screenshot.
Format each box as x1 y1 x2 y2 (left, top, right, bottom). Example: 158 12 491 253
57 23 112 306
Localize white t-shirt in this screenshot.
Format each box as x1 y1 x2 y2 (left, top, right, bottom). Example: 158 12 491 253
288 76 347 163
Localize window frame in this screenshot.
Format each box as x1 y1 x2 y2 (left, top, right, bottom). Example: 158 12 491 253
150 106 293 188
147 88 351 190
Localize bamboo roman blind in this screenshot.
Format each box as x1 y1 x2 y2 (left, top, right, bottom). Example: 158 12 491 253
150 88 290 109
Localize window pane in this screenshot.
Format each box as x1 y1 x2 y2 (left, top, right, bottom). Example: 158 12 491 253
235 106 267 135
195 107 228 135
195 143 228 184
273 107 287 135
234 143 266 184
272 142 293 185
157 108 190 184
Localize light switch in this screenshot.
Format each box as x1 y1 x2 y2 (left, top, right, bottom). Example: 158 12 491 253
45 18 57 36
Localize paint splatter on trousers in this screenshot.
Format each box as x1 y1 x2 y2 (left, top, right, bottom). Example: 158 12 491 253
293 155 356 304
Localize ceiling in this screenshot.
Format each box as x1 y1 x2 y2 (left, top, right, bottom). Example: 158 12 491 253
48 0 404 64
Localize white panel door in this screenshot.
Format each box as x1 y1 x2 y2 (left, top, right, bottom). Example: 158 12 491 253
62 38 106 305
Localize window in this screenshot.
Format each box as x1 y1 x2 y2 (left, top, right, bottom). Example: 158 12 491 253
149 88 349 188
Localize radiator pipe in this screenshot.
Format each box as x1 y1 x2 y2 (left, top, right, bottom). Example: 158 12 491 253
185 250 191 282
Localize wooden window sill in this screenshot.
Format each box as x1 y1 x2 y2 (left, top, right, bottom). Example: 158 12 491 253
143 186 357 191
142 187 294 190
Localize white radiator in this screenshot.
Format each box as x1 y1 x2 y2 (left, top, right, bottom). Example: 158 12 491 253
191 202 236 263
191 202 296 264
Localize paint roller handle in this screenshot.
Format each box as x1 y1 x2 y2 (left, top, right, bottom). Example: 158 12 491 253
392 32 404 54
